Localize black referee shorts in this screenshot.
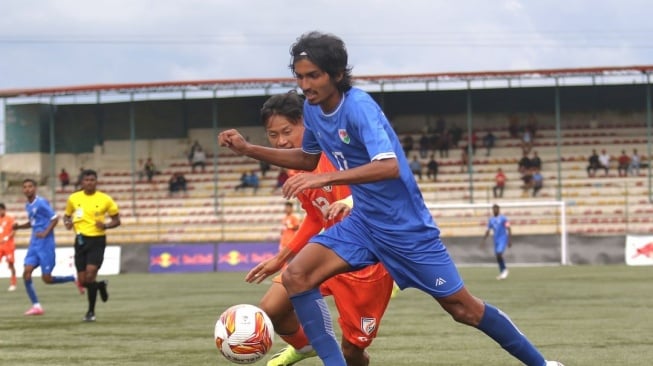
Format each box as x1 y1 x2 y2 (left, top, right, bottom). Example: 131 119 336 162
74 235 107 272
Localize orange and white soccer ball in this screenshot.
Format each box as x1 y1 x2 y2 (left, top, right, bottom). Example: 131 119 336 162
214 304 275 364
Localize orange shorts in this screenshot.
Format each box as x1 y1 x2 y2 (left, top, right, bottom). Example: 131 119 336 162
273 263 394 349
0 245 15 264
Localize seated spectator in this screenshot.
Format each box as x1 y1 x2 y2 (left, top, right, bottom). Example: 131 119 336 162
493 168 506 199
532 169 543 197
598 149 610 176
470 130 478 155
191 146 207 173
587 149 601 177
142 158 160 182
272 168 289 193
617 150 630 177
518 153 531 175
187 140 202 164
409 155 422 180
460 146 469 173
259 160 271 178
235 171 259 194
507 114 520 138
168 172 188 197
521 129 533 155
520 169 534 197
401 135 414 157
449 124 463 147
629 148 641 176
426 155 438 181
530 151 542 171
419 134 429 159
437 130 450 158
482 131 496 156
59 169 70 189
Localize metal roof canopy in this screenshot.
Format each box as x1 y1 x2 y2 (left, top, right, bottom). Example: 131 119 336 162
1 65 652 100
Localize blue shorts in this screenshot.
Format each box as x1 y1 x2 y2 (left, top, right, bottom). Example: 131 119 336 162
494 240 508 254
24 238 56 275
311 215 464 298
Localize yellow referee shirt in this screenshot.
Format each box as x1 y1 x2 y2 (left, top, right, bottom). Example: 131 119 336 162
64 190 119 237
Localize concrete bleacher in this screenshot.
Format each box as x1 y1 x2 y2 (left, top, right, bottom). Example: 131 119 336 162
5 121 653 246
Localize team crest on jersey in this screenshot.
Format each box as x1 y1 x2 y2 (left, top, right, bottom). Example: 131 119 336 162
322 185 333 193
338 129 350 144
360 317 377 335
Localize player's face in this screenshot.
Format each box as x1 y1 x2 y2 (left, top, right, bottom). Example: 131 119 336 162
265 115 304 149
22 181 36 199
293 59 341 113
493 206 500 216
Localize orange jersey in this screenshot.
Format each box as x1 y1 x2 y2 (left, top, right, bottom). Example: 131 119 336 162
279 213 301 250
0 214 16 250
287 154 389 283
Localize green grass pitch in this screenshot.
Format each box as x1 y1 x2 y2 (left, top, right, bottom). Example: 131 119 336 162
0 265 651 365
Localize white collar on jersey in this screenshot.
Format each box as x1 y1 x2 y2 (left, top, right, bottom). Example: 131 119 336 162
321 92 346 118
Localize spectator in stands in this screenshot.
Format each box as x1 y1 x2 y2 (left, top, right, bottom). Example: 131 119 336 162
617 150 630 177
530 151 542 171
401 134 414 157
75 167 84 190
437 130 450 158
190 146 207 173
419 134 429 159
272 168 289 193
521 128 533 155
426 155 438 181
531 169 543 197
187 140 202 164
482 131 496 156
520 169 534 197
143 158 159 183
409 155 422 180
598 149 610 176
449 124 463 147
470 130 478 156
526 113 538 138
259 160 271 178
59 169 70 189
168 172 188 197
493 168 506 199
435 116 447 135
586 149 601 177
518 153 531 175
629 148 641 176
460 145 469 173
507 114 520 138
235 170 259 194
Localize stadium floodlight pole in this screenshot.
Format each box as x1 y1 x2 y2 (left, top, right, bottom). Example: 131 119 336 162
129 92 137 218
554 77 563 201
646 72 652 203
49 96 56 204
465 79 474 204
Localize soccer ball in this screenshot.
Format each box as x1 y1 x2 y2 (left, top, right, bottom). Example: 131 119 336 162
214 304 275 364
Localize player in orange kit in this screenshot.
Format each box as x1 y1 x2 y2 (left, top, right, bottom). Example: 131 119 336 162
0 203 17 291
244 91 394 366
279 201 300 251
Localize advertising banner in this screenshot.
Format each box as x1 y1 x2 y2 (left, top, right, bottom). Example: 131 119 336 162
149 244 215 273
625 235 653 266
216 242 278 272
0 246 121 278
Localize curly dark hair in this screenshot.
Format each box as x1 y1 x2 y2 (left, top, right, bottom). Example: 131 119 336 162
260 90 304 126
289 31 353 93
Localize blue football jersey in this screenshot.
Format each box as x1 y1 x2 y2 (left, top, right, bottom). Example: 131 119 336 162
488 214 510 245
302 87 439 237
25 196 57 241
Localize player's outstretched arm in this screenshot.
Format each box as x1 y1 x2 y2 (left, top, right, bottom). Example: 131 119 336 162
245 247 292 284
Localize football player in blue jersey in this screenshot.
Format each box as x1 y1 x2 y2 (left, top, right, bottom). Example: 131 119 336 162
482 204 512 280
13 179 79 316
218 31 563 366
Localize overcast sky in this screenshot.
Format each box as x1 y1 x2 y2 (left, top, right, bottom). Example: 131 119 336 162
1 0 652 91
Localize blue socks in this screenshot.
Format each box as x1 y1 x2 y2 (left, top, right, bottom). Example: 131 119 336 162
51 275 75 284
289 288 346 366
477 303 546 366
24 278 39 304
498 257 506 272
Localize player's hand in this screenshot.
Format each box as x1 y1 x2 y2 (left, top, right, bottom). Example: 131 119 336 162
217 129 249 154
327 202 351 220
95 221 105 230
64 221 73 230
282 173 326 199
35 231 47 239
245 256 285 284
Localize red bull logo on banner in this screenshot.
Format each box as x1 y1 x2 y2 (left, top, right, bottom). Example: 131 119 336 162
149 244 215 273
625 236 653 266
217 243 278 272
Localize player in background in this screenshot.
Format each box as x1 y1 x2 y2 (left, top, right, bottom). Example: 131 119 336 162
219 31 563 366
279 201 300 251
0 203 17 291
63 169 121 322
13 179 81 316
481 204 512 280
245 91 394 366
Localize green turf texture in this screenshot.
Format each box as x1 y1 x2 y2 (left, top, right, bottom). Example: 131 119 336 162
0 265 651 365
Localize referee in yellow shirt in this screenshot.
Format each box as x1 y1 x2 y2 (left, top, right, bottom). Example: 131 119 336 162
63 169 120 322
